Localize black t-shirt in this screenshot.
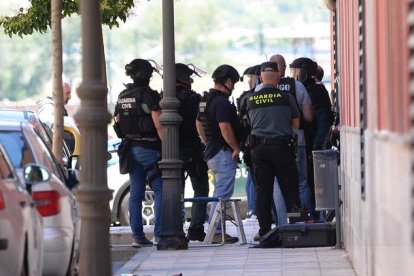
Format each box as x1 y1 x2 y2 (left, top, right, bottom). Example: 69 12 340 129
197 89 234 160
177 87 202 147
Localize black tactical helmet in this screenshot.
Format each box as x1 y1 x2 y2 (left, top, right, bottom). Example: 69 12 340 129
212 64 240 84
175 63 196 82
241 65 260 81
125 59 154 80
289 57 317 75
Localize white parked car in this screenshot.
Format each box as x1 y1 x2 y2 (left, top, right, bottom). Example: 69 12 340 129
0 121 80 276
0 143 44 276
107 138 155 226
107 138 249 226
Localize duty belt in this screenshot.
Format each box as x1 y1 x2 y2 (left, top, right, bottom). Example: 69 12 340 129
256 137 289 145
126 135 158 142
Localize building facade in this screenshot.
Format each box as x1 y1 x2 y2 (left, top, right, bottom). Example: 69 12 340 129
326 0 414 275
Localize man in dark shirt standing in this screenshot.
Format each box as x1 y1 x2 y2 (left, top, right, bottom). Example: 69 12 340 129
196 64 241 244
175 63 209 242
247 61 301 240
114 58 163 248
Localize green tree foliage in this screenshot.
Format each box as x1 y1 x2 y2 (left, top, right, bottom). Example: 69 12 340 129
0 0 134 101
0 0 135 37
0 0 330 101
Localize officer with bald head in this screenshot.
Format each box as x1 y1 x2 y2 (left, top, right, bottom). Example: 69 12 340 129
268 54 315 223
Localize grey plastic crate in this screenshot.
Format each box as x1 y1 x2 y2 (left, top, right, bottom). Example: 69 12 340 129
312 149 339 210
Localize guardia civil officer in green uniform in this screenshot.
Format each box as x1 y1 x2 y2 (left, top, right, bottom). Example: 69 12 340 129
247 61 301 239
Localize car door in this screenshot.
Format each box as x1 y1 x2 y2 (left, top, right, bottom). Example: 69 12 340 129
22 126 80 269
0 145 43 276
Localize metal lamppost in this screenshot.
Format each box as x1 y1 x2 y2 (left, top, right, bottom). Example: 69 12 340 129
75 0 113 273
157 0 188 250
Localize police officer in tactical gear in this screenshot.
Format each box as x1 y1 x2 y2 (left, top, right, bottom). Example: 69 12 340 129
290 57 334 220
247 61 301 240
196 64 241 244
237 65 261 219
175 63 209 242
114 58 163 248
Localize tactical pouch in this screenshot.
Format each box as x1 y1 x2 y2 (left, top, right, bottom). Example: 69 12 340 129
113 121 124 138
117 140 131 174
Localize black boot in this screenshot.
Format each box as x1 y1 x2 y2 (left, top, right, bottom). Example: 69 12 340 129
186 228 206 241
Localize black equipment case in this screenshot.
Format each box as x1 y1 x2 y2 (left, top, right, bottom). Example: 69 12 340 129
278 222 336 248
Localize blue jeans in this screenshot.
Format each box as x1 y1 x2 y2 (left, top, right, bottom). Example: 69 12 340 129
207 149 237 234
314 107 333 149
297 145 314 216
272 178 288 225
245 170 256 212
129 146 162 239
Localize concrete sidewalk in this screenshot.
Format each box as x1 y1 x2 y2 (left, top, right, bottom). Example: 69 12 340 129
112 220 356 276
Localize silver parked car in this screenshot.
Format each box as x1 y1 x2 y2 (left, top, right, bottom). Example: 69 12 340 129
0 143 44 276
0 121 80 276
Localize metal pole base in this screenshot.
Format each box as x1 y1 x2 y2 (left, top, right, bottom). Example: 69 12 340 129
157 235 188 250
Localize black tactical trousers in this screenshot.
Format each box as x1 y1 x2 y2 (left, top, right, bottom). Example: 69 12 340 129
251 143 300 236
180 147 209 232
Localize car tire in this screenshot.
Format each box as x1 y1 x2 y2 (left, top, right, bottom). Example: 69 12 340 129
119 192 130 226
119 190 155 226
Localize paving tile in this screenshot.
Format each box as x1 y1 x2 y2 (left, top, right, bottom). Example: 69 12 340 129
283 270 322 276
321 268 356 275
244 268 282 274
115 220 355 276
319 260 354 269
245 264 283 270
282 261 321 270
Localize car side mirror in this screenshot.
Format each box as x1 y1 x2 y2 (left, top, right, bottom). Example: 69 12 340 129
23 164 50 194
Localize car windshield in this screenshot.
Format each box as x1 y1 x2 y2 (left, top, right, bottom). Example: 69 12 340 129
0 131 34 168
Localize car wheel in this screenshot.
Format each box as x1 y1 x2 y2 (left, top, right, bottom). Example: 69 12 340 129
119 192 130 226
142 190 155 226
119 190 155 226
